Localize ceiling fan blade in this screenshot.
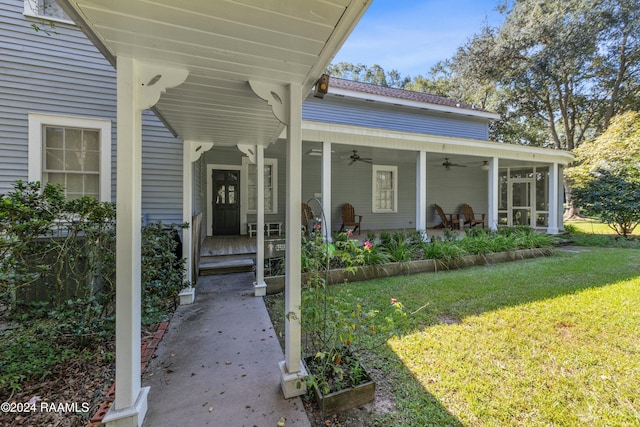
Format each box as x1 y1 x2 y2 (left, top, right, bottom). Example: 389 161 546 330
361 159 373 164
349 159 355 165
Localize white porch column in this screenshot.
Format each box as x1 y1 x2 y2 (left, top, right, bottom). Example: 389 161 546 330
104 57 187 427
107 56 147 427
557 165 565 232
248 79 307 397
547 163 560 234
254 144 267 296
179 141 211 305
280 82 307 398
416 150 427 232
487 157 499 231
181 141 193 302
322 141 332 240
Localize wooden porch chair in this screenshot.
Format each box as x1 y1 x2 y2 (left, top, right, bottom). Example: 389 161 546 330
339 203 362 235
434 204 460 230
461 203 485 228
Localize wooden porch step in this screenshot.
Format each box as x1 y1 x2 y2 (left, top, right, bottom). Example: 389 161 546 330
199 257 255 276
200 253 255 264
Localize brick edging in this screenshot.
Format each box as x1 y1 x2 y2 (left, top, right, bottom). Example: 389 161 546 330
87 321 169 426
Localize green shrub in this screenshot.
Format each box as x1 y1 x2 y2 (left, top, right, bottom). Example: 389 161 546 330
0 181 116 308
0 181 188 393
1 181 187 345
421 238 465 262
0 327 76 393
141 223 188 324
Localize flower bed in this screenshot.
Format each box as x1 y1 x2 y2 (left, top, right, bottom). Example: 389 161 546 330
265 227 555 294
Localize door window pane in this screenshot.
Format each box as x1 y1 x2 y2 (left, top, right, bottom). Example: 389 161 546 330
216 185 225 204
228 185 236 204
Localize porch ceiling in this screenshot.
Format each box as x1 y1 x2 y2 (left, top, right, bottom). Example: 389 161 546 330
58 0 370 146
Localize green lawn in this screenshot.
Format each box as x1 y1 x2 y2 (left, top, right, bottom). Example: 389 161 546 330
275 248 640 426
565 219 640 235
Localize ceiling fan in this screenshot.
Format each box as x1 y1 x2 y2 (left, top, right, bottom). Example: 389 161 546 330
348 150 373 165
441 158 466 170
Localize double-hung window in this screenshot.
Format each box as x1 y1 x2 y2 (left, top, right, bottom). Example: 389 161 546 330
24 0 72 22
372 165 398 213
244 158 278 214
28 114 112 201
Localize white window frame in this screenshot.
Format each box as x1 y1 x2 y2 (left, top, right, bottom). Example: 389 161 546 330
24 0 74 25
372 165 398 213
242 157 278 214
28 113 112 202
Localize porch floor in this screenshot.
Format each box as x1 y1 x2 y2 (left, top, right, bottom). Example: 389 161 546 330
200 228 461 256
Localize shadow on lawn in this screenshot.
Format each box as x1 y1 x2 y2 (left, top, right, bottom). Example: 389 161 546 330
384 248 640 328
367 248 640 425
267 248 640 426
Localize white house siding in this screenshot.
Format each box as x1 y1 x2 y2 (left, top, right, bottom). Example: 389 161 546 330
303 96 490 140
0 0 182 224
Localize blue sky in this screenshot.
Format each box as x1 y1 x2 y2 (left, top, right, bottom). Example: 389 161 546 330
332 0 504 78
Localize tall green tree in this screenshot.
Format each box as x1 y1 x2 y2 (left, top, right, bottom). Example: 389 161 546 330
326 62 410 88
567 111 640 185
566 111 640 235
423 0 640 148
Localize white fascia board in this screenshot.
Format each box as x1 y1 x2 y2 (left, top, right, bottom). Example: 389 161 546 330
327 88 501 121
300 121 575 166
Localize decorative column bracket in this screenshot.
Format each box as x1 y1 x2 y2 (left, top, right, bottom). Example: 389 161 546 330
191 141 214 162
248 80 288 125
136 61 189 110
237 144 256 164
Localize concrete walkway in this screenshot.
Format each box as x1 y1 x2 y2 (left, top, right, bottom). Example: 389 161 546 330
143 272 310 427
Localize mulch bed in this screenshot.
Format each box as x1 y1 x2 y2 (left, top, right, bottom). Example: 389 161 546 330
0 322 168 427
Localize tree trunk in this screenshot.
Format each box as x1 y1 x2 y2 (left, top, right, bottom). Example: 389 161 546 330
563 181 583 219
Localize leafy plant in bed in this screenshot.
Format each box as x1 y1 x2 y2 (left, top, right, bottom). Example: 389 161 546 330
298 229 406 415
